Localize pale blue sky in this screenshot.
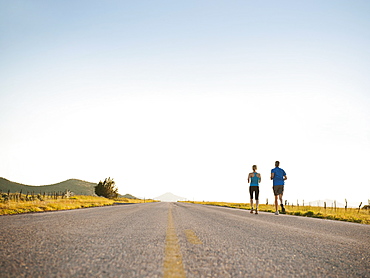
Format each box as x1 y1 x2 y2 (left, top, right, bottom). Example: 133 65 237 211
1 1 369 205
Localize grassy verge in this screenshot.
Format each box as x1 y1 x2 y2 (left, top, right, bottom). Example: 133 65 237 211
184 201 370 225
0 196 159 215
0 196 112 215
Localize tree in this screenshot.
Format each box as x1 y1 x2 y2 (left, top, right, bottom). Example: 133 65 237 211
95 177 118 199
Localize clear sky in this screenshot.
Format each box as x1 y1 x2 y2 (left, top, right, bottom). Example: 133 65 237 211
1 1 369 206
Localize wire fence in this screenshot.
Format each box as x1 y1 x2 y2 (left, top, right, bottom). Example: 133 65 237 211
0 190 73 203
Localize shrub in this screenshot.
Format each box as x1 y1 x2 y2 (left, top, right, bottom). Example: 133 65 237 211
95 177 119 199
305 211 314 217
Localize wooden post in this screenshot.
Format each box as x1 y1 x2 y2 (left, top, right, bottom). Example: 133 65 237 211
324 201 326 210
345 199 348 211
358 202 362 213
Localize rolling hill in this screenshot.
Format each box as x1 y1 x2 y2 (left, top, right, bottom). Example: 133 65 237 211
0 178 97 195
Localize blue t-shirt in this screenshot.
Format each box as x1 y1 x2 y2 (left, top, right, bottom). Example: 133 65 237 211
271 167 286 186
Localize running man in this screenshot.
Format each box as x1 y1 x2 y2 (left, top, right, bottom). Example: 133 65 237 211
271 161 287 215
248 165 261 214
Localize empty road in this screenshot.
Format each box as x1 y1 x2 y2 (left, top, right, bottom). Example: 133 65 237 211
0 202 369 277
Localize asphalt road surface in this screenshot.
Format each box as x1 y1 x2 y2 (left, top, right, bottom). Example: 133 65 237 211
0 202 369 277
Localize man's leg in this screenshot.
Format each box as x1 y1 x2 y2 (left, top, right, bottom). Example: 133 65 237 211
279 194 285 213
274 195 279 212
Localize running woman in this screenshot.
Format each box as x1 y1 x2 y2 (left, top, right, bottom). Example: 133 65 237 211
248 165 261 214
271 161 287 215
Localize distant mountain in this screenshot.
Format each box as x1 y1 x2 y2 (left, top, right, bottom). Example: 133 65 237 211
120 194 138 199
0 177 97 196
154 192 187 202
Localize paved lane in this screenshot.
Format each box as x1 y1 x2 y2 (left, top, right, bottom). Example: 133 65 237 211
0 203 168 277
1 202 369 277
173 202 370 277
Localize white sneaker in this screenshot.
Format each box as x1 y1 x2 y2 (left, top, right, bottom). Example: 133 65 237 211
274 211 279 215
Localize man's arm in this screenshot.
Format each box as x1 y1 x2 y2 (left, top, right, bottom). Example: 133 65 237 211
270 172 274 180
283 175 287 180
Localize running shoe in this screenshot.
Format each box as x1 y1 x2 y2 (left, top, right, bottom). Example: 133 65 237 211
250 209 254 214
255 210 258 214
280 204 286 213
274 211 279 215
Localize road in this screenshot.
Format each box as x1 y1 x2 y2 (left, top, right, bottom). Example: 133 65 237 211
0 202 369 277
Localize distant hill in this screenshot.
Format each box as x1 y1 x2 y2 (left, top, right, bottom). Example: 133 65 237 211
154 192 187 202
0 177 97 195
120 194 138 199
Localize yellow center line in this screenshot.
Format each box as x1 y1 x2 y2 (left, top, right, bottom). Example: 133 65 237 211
163 206 186 278
184 230 203 245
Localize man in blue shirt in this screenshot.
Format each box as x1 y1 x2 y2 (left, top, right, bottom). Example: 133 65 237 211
271 161 287 215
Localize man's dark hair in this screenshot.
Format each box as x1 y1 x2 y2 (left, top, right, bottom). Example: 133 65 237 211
275 161 280 167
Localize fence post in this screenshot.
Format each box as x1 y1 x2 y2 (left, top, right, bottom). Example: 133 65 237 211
358 202 362 213
345 199 347 211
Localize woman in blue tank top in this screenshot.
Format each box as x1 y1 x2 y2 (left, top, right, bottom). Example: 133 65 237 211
248 165 261 214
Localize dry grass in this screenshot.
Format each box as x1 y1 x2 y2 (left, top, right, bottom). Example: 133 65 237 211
184 201 370 225
0 196 115 215
0 195 159 215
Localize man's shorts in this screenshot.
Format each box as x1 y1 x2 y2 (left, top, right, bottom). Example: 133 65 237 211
273 185 284 196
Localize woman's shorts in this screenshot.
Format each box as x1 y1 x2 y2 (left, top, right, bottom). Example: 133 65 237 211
249 186 259 200
273 185 284 196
